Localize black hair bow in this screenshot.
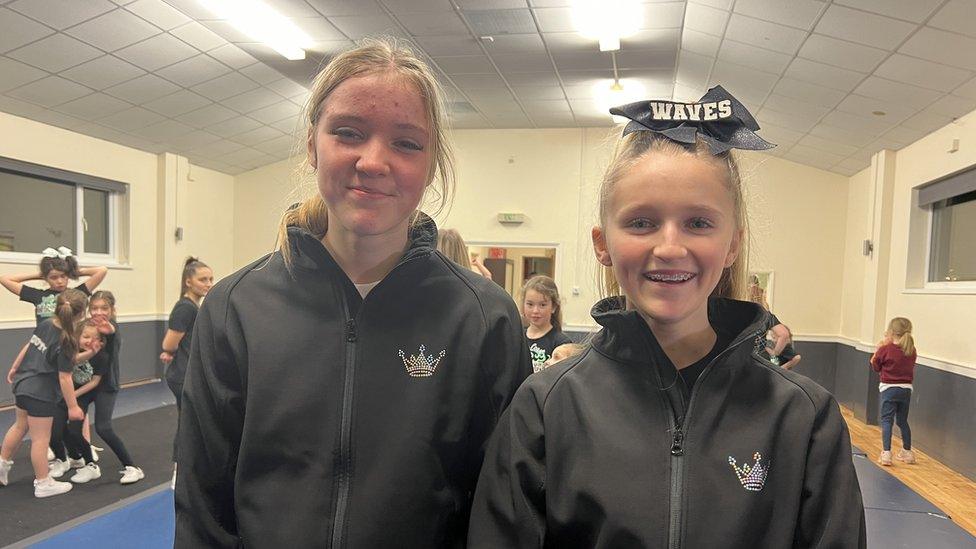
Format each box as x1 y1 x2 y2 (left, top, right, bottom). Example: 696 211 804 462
609 85 775 155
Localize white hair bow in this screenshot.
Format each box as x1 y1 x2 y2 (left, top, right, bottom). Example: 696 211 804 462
41 246 73 259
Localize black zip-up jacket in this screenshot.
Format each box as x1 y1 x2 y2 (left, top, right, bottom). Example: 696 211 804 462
174 218 531 548
469 297 866 548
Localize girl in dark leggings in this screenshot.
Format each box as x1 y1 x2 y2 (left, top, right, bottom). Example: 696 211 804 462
87 291 145 484
61 321 105 484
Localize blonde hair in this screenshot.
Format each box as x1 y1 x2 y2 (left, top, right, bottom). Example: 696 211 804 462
437 228 469 267
276 38 457 264
522 275 563 332
53 289 89 359
596 131 749 302
888 317 916 357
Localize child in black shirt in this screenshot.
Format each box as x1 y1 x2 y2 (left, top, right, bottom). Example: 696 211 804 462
522 275 572 372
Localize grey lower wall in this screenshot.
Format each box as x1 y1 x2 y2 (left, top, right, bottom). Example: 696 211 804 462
0 320 163 406
567 330 976 482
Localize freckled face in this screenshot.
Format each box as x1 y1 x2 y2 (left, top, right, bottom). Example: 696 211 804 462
307 73 432 239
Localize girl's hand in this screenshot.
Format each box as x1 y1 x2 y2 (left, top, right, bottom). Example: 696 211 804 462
160 351 174 365
68 405 84 421
6 368 15 384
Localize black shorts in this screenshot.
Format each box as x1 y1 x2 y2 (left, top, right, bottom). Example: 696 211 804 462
15 395 59 418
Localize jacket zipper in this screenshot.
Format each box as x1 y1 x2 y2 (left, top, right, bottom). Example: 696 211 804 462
328 253 427 548
665 328 764 549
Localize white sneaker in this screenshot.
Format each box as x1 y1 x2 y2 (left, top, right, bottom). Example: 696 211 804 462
91 446 99 462
879 450 893 466
48 459 70 478
896 449 917 464
171 463 177 490
0 458 12 486
68 457 85 469
70 463 101 484
46 447 54 461
120 466 145 485
34 477 72 498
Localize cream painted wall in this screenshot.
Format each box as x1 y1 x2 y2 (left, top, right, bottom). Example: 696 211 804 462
0 113 235 322
231 127 851 335
839 167 871 339
883 110 976 368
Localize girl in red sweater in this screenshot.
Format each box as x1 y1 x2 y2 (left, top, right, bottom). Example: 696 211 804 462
870 317 917 466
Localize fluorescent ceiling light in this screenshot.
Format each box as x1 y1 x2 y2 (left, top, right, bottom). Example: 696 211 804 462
198 0 312 61
573 0 642 45
592 78 647 122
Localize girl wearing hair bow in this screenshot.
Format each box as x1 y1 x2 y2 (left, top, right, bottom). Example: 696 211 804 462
469 87 865 548
1 246 108 325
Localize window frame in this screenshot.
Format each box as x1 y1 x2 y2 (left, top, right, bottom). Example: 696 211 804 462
922 196 976 291
0 156 126 266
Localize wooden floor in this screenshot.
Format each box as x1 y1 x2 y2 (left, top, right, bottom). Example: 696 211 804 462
841 406 976 537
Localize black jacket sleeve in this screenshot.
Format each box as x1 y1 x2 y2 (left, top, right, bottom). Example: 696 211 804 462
174 283 246 548
468 374 548 548
794 394 866 548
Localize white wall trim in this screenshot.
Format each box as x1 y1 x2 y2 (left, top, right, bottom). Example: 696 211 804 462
0 313 166 330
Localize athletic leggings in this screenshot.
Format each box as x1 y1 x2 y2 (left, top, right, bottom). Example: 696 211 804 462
49 404 68 462
166 377 183 462
65 391 135 466
64 393 96 464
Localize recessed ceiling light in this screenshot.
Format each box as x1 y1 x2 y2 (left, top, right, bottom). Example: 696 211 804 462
197 0 312 61
872 110 886 116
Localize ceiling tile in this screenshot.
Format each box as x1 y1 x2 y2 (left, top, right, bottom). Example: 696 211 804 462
265 77 308 99
928 0 976 39
223 88 284 114
638 2 685 29
542 32 598 52
900 109 953 133
7 34 102 72
553 51 616 72
874 54 972 93
880 125 927 145
191 71 260 100
0 56 48 92
853 76 943 110
814 5 915 50
385 0 453 14
521 99 570 113
290 17 346 41
833 0 942 23
927 94 976 119
762 93 831 118
133 118 194 141
171 129 222 151
191 138 245 158
143 89 211 116
819 109 894 134
55 92 131 119
307 39 353 57
457 0 530 9
797 34 886 73
797 133 859 156
471 93 522 109
115 32 199 71
784 144 847 168
8 0 114 29
623 29 681 50
899 28 976 72
157 54 231 87
305 0 385 17
672 82 706 101
169 22 226 51
463 9 537 35
103 73 179 102
434 55 496 74
174 103 238 128
262 0 322 17
64 7 159 52
206 44 258 69
724 14 807 54
772 77 846 108
482 33 545 54
239 62 285 85
783 57 865 92
230 125 285 147
0 7 55 53
688 0 733 9
269 115 301 134
98 106 164 131
808 122 876 147
125 0 190 30
493 52 556 73
732 0 825 30
614 49 675 70
413 35 484 56
675 50 713 89
532 7 574 33
506 71 561 86
248 100 302 124
681 29 721 57
328 14 399 39
718 40 792 74
833 158 867 175
752 122 805 146
834 93 915 122
684 2 729 36
253 134 297 156
451 73 507 88
6 75 91 106
708 60 779 102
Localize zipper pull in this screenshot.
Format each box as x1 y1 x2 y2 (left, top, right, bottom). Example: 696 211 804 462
345 319 357 343
670 427 684 456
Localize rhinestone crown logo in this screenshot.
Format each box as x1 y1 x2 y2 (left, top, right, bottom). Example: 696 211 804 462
728 451 770 492
399 345 446 377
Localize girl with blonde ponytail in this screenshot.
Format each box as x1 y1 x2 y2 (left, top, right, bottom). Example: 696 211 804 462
1 289 102 498
176 38 530 547
871 317 919 466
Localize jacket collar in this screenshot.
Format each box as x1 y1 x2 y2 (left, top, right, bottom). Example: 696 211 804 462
286 212 438 274
590 296 770 367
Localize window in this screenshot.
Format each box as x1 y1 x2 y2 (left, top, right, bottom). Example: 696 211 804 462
917 165 976 287
0 156 125 262
929 190 976 282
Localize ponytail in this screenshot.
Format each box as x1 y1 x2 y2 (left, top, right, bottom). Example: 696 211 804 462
40 254 81 280
54 289 89 359
276 195 330 266
180 257 209 297
887 317 916 357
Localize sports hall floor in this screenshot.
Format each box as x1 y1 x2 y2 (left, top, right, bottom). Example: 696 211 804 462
0 382 974 548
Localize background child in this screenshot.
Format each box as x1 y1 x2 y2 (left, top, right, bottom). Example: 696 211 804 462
871 317 918 466
88 291 144 484
469 88 864 548
62 320 105 484
0 247 108 325
521 275 571 372
436 228 492 278
0 289 96 498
